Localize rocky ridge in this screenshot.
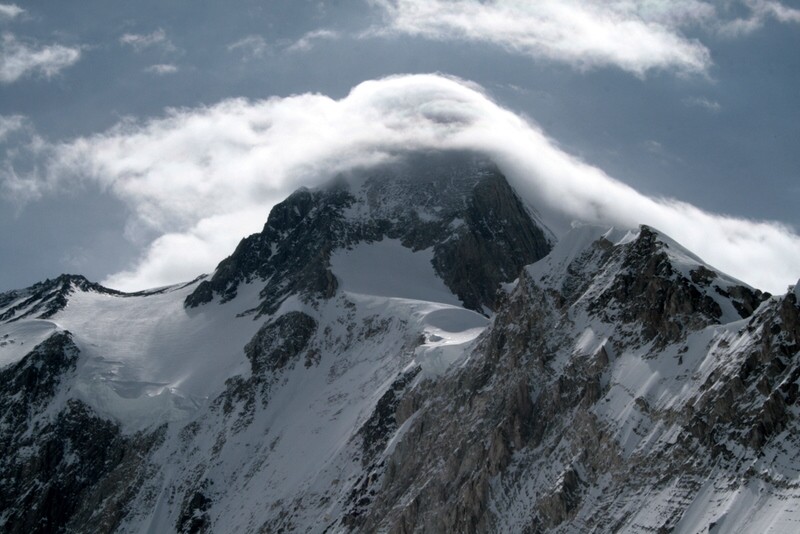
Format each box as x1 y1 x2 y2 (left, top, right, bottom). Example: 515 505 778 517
0 274 123 323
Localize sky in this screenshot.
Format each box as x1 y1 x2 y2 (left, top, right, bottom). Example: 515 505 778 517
0 0 799 294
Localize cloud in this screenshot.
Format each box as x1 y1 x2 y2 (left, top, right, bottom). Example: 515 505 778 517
0 33 81 83
145 63 178 75
369 0 714 76
367 0 800 76
0 3 23 19
643 140 664 154
227 35 270 60
228 30 339 59
286 29 340 52
2 74 798 294
720 0 800 36
682 96 721 112
119 28 176 53
0 114 26 140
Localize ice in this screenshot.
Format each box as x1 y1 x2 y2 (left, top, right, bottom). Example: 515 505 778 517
414 305 487 376
38 280 266 431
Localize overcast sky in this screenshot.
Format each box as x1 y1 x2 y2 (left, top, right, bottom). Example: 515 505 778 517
1 0 799 293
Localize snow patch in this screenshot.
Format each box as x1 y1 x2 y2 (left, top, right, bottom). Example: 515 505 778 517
414 305 487 376
47 279 265 431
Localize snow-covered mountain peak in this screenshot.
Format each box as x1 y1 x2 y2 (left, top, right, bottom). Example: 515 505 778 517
185 150 553 315
524 223 769 348
3 151 800 533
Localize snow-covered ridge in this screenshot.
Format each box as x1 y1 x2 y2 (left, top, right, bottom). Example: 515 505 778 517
528 223 767 331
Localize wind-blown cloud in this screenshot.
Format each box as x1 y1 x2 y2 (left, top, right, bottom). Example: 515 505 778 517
228 30 339 58
369 0 714 76
0 33 81 83
2 74 798 293
0 3 23 20
227 35 270 60
0 114 25 140
720 0 800 35
682 96 721 112
119 28 176 53
286 29 340 52
145 63 178 75
368 0 800 76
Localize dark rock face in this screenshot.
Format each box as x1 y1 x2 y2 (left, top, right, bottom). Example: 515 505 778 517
185 152 552 315
244 311 318 375
212 310 318 431
589 227 727 344
0 333 124 534
431 172 551 312
0 331 80 439
185 185 350 314
344 365 423 528
574 226 767 346
177 485 213 534
0 331 166 534
0 400 127 534
359 366 422 466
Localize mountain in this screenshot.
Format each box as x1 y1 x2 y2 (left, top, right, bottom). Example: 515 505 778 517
1 151 798 533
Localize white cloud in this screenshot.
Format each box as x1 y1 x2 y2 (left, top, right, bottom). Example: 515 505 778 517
0 3 23 19
145 63 178 75
228 30 339 58
286 29 340 52
682 96 721 112
227 35 270 60
0 113 25 140
119 28 176 53
369 0 714 76
0 33 81 83
643 139 665 154
368 0 800 76
720 0 800 36
2 74 798 294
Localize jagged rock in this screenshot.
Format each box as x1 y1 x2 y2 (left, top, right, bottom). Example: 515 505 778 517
244 311 318 375
359 366 422 465
537 467 583 528
590 226 724 344
0 399 127 534
177 484 213 534
0 331 79 440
